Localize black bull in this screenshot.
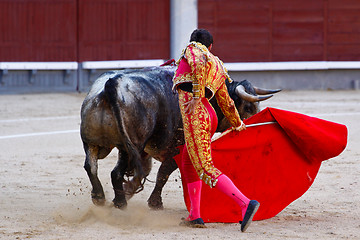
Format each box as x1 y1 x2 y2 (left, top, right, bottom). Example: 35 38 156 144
80 65 280 209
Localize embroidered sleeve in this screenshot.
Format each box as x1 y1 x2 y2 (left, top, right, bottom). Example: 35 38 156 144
185 45 206 99
215 82 242 128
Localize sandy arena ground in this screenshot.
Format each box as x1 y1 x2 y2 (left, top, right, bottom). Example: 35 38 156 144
0 90 359 239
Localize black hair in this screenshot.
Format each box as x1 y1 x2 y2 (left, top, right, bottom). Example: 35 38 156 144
190 29 213 48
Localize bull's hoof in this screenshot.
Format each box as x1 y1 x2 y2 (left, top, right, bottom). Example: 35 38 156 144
147 196 164 210
91 193 106 206
92 197 106 206
113 198 127 209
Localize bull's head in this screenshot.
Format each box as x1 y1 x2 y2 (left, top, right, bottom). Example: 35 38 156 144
215 79 281 132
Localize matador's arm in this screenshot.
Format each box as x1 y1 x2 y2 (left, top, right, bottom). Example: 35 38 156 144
215 83 243 128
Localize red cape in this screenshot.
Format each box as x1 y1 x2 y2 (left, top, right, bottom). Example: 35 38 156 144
174 107 347 222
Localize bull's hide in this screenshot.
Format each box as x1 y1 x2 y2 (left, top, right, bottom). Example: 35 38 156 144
175 107 347 222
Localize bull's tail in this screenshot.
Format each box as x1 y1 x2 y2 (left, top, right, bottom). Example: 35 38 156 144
104 77 145 190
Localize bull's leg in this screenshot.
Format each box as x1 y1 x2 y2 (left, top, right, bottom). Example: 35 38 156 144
148 158 179 210
123 151 152 200
111 149 128 209
83 143 105 206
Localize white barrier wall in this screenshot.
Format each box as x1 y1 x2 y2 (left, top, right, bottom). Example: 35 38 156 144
1 61 359 94
0 62 78 94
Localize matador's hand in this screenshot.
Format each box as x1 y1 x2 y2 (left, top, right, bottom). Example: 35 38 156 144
233 121 246 131
183 98 201 115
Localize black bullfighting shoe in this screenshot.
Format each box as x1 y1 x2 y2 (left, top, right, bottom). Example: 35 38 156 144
241 200 260 232
179 218 206 228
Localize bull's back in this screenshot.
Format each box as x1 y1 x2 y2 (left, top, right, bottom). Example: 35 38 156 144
113 67 181 149
80 67 180 151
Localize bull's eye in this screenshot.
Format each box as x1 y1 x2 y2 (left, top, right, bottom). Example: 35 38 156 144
244 105 253 113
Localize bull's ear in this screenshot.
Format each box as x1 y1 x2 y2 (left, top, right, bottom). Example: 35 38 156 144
235 85 274 102
253 87 281 95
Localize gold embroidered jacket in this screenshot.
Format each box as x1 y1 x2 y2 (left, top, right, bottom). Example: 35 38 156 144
172 42 242 128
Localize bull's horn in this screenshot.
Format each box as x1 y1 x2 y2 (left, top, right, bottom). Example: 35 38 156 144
235 85 273 102
253 86 282 95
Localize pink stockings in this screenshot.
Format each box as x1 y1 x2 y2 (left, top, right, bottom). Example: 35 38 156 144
186 181 202 220
186 174 250 221
215 174 250 219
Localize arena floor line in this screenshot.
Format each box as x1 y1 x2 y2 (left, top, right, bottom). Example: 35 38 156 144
0 115 78 123
0 129 79 140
